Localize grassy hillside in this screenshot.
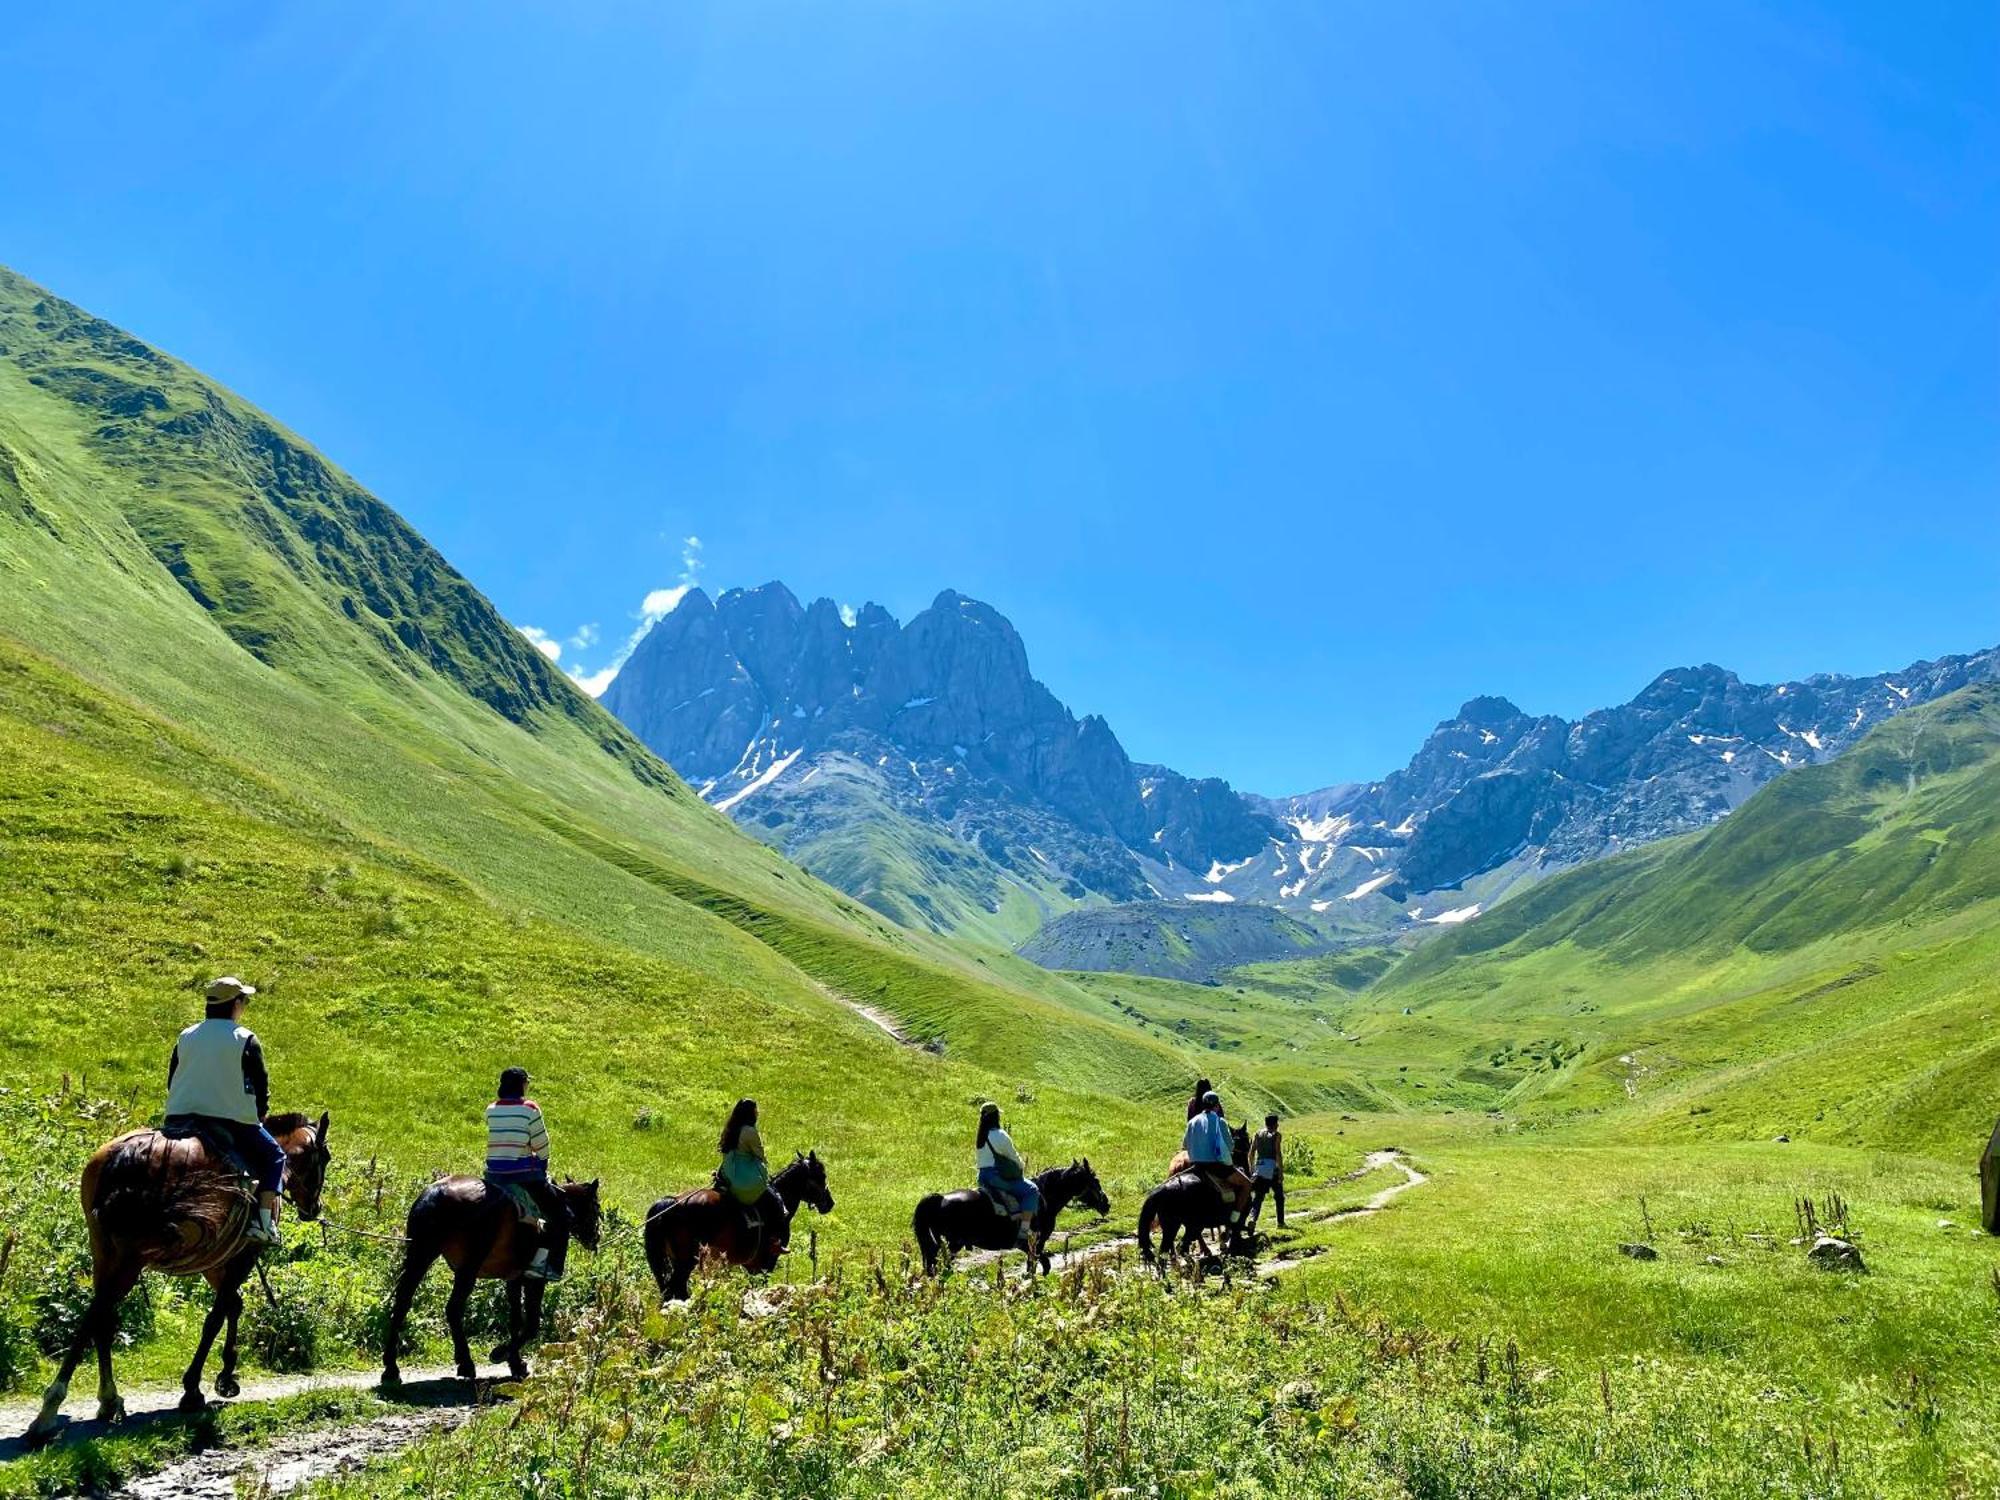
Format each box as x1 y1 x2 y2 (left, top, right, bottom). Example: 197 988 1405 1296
0 263 1268 1235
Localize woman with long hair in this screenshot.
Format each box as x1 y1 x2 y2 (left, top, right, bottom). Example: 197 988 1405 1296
975 1102 1040 1244
716 1098 785 1224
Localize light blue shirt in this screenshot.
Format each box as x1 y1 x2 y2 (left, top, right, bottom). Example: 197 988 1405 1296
1183 1111 1230 1164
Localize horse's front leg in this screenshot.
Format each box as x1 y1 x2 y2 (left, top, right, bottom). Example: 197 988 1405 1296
492 1280 529 1380
179 1272 231 1412
214 1255 256 1399
382 1244 439 1389
513 1279 547 1380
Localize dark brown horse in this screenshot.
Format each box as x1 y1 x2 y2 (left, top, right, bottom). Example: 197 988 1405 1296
644 1152 833 1302
22 1112 332 1445
912 1159 1111 1277
380 1175 602 1387
1138 1120 1254 1270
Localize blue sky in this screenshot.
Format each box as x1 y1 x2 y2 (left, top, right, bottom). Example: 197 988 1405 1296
4 3 1994 793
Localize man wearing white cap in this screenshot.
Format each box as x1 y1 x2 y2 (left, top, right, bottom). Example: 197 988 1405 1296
164 977 286 1245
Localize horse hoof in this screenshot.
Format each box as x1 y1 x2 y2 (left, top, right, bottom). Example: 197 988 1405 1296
179 1390 208 1415
95 1397 126 1425
488 1344 512 1366
381 1366 402 1391
507 1359 529 1382
215 1374 240 1399
456 1362 477 1382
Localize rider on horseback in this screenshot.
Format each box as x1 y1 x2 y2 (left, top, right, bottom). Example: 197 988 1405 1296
484 1068 568 1281
716 1099 786 1236
975 1102 1041 1246
1186 1077 1213 1121
163 977 285 1246
1182 1090 1251 1241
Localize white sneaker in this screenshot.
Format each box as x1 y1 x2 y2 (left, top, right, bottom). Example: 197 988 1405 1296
246 1210 281 1247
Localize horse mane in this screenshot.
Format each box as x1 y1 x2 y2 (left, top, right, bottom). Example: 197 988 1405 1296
264 1112 313 1137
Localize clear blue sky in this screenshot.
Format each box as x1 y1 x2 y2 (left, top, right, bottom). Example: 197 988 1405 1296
4 4 1994 794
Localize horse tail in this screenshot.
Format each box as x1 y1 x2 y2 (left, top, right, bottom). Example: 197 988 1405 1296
1137 1187 1164 1263
643 1197 677 1297
912 1194 946 1276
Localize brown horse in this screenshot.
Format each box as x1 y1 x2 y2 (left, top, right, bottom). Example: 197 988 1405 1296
22 1112 332 1445
644 1152 833 1302
380 1175 601 1387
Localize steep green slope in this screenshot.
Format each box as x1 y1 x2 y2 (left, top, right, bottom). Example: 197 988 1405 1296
0 266 1242 1231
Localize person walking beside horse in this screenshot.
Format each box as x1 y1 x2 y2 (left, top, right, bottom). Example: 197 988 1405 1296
1249 1113 1286 1230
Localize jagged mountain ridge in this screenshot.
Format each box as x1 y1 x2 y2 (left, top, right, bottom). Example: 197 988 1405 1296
600 583 1278 939
600 579 1997 951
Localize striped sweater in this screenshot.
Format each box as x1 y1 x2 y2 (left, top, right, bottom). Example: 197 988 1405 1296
485 1098 550 1179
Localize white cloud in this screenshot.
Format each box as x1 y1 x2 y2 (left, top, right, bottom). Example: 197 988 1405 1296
838 602 858 628
641 585 691 619
517 625 562 663
562 533 708 698
568 664 619 698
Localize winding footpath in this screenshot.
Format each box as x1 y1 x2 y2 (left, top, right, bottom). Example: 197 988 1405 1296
960 1148 1428 1277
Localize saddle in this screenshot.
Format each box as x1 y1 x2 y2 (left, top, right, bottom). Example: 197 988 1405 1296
488 1179 542 1225
979 1183 1013 1217
160 1118 257 1189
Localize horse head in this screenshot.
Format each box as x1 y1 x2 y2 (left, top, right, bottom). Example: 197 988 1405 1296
1231 1121 1252 1170
561 1177 604 1251
780 1150 835 1214
1069 1157 1111 1217
268 1111 333 1222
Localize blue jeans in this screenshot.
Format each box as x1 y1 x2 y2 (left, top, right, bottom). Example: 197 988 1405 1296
170 1116 286 1196
979 1168 1039 1216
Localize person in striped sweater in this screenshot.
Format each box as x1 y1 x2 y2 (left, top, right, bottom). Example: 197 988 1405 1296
485 1068 568 1280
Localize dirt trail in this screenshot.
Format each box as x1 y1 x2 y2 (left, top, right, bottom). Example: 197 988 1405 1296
114 1406 474 1500
0 1363 502 1460
1256 1151 1429 1278
960 1149 1427 1277
818 981 920 1047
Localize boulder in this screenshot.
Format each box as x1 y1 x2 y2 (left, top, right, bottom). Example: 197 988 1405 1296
1806 1234 1865 1272
1618 1242 1659 1261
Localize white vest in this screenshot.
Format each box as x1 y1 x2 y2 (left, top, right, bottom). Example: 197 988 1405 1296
165 1019 259 1124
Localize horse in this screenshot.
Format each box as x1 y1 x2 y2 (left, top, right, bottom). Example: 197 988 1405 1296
380 1175 602 1388
644 1151 834 1302
1138 1120 1254 1271
912 1159 1112 1277
23 1112 332 1445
